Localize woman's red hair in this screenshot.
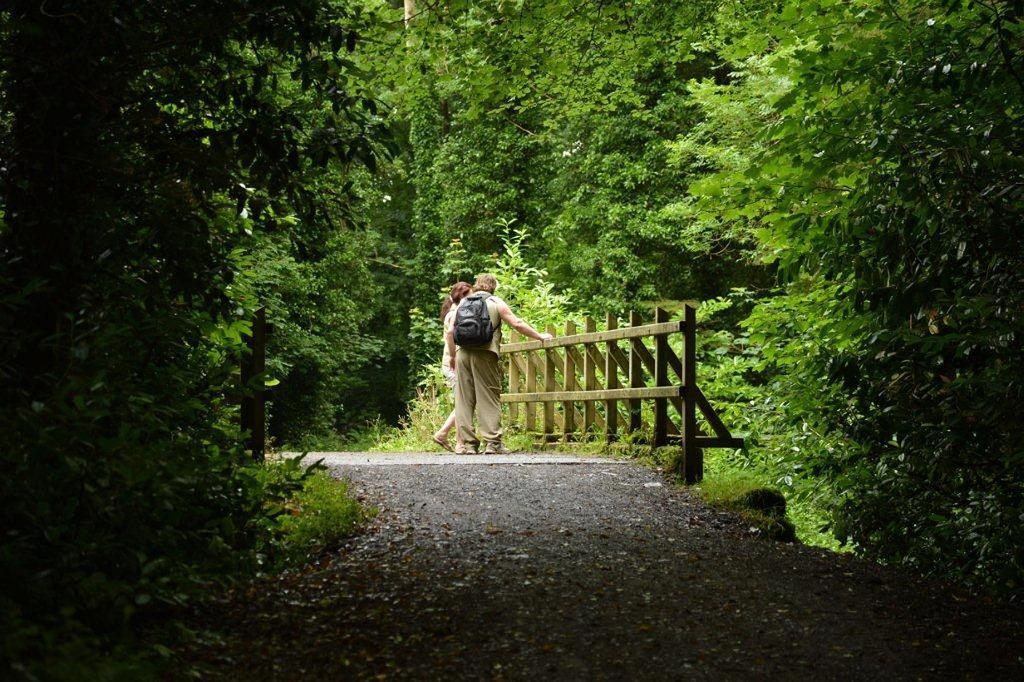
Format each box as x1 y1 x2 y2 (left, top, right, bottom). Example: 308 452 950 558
440 281 472 323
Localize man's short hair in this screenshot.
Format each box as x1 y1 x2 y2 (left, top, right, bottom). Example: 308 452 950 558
473 273 498 293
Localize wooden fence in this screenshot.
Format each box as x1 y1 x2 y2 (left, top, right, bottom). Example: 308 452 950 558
500 304 742 483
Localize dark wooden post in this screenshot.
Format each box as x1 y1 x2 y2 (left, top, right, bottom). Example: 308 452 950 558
654 307 670 447
563 320 576 442
682 304 700 483
241 306 267 462
605 313 618 442
628 311 643 435
583 317 597 436
544 324 556 440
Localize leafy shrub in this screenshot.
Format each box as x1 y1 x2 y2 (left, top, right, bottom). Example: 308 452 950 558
0 0 389 675
685 0 1024 595
277 473 374 561
492 224 581 331
242 230 389 446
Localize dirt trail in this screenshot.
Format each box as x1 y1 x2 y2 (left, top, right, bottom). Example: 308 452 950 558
185 455 1023 680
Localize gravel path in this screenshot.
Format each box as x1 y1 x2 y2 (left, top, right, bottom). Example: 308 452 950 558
186 455 1023 680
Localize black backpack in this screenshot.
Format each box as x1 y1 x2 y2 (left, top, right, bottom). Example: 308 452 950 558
453 292 495 347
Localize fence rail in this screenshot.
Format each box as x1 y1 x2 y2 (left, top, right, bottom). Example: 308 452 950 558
500 304 742 483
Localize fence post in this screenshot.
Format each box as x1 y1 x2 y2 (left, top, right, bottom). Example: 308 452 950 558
604 313 618 442
654 307 670 447
682 304 700 483
525 346 537 434
241 306 267 463
628 311 643 435
508 330 519 428
544 324 556 441
563 320 576 442
583 317 597 437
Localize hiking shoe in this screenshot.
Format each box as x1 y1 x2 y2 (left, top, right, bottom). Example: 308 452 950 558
455 444 479 455
483 443 512 455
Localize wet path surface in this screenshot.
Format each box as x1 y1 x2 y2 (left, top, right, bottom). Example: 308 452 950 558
186 455 1023 680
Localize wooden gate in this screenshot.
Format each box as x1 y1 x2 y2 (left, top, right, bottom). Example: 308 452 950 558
500 305 742 483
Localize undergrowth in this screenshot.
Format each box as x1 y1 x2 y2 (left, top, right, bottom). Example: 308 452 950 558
3 454 372 680
697 467 796 542
276 471 375 561
252 456 375 568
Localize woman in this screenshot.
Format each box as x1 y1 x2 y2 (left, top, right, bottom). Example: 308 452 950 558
432 281 472 451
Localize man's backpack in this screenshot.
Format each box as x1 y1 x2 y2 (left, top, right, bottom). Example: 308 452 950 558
453 292 495 348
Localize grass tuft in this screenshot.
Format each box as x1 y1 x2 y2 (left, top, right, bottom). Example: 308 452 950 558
278 473 375 560
698 469 796 542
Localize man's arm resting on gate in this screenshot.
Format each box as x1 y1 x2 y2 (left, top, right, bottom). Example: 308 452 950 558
496 301 553 341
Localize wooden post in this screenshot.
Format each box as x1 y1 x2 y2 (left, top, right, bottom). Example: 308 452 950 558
241 306 267 463
563 320 576 442
682 304 700 483
525 347 537 434
508 330 519 428
544 324 556 439
654 307 670 447
605 313 618 441
583 317 597 437
628 311 643 435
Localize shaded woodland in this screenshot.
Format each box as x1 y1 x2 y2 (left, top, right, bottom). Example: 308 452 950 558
1 0 1021 676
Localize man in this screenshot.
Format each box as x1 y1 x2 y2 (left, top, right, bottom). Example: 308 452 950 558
446 273 552 454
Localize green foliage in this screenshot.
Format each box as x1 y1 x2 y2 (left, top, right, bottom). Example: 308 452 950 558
406 306 444 378
240 229 387 445
369 0 772 316
0 0 388 675
698 473 796 543
3 2 1022 678
372 371 454 452
492 225 580 330
685 0 1024 594
277 472 374 561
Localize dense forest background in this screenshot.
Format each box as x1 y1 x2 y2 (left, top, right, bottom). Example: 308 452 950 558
1 0 1022 676
345 0 1024 594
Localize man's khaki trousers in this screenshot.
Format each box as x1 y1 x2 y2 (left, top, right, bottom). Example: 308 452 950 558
455 348 503 449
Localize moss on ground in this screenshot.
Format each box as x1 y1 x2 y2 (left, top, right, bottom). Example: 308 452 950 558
696 467 797 542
